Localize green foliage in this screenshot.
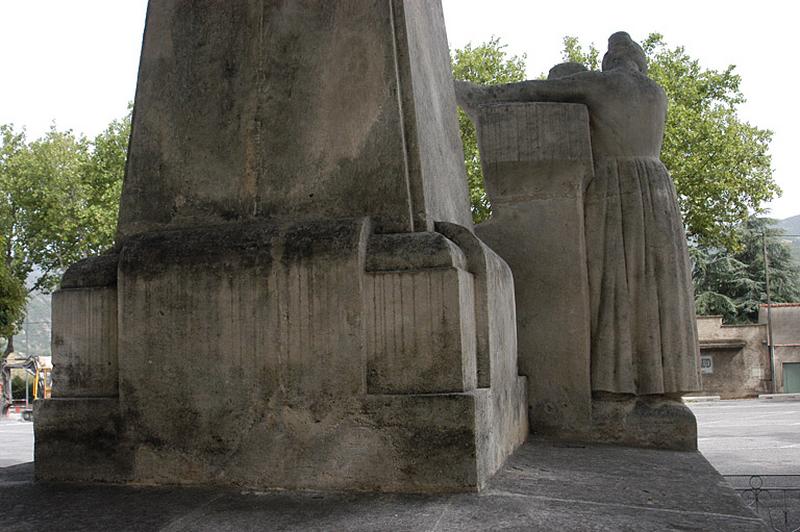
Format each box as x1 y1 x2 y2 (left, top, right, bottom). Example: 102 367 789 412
561 36 600 71
10 374 32 401
562 34 778 248
451 38 526 223
0 255 26 341
0 106 131 338
692 218 800 323
81 105 132 254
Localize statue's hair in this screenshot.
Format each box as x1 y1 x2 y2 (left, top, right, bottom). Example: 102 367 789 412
601 31 647 74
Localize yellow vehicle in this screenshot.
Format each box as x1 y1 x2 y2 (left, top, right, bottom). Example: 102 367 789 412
1 354 51 420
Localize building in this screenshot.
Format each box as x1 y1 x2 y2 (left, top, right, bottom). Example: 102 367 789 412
695 316 770 398
758 304 800 393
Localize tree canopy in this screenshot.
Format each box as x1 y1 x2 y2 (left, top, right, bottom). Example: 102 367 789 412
451 37 526 223
561 33 778 249
0 255 25 342
452 35 778 247
692 218 800 323
0 108 130 351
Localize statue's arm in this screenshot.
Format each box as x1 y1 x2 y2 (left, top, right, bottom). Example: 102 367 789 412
454 78 595 122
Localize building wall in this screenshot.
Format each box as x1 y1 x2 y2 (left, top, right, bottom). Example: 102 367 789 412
695 316 770 398
774 347 800 392
758 305 800 393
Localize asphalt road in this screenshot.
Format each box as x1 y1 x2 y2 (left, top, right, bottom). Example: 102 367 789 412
689 399 800 531
0 417 33 467
689 399 800 476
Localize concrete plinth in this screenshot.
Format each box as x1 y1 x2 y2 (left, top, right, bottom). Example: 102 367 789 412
37 219 526 491
36 0 526 492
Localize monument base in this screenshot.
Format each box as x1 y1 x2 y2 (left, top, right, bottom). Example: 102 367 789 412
35 219 527 492
36 388 527 492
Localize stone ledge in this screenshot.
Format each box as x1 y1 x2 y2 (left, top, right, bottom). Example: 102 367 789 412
758 393 800 401
683 395 722 403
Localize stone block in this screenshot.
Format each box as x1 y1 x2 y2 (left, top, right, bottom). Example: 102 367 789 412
436 222 519 389
364 267 478 394
475 102 593 437
476 102 594 203
37 221 528 492
592 395 698 451
36 219 528 492
118 0 471 239
51 254 119 398
34 398 130 482
116 220 370 468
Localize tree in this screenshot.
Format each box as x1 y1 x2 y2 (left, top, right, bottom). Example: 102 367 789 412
562 34 778 248
451 38 526 223
0 255 26 347
561 36 600 70
80 105 132 254
0 107 131 354
692 218 800 323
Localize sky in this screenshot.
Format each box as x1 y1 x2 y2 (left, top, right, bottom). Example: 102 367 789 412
1 0 797 218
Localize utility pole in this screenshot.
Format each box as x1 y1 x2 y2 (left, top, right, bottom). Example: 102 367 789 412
763 233 776 394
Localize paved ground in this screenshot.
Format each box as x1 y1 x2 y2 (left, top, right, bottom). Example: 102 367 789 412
0 418 33 467
689 399 800 531
4 402 796 530
689 399 800 475
0 440 766 531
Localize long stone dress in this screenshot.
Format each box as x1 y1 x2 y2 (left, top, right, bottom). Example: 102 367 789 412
581 70 700 395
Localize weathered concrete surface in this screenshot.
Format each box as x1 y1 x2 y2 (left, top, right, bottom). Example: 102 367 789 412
364 232 477 394
3 441 767 531
472 102 594 438
118 0 471 238
37 0 526 492
38 219 526 492
50 287 118 398
34 398 129 483
592 394 698 451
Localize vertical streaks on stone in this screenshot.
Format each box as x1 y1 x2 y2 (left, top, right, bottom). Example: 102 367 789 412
388 0 417 232
51 288 119 398
365 269 477 394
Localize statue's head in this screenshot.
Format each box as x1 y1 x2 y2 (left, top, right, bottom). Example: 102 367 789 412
601 32 647 74
547 62 589 80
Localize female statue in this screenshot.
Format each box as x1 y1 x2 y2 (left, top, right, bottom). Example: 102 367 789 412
456 32 700 406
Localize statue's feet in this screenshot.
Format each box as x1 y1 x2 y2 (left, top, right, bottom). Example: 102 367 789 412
592 393 697 451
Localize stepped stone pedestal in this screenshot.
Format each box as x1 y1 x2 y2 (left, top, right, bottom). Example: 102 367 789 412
35 0 527 492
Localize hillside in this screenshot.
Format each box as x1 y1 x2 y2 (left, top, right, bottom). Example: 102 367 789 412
0 292 51 357
778 214 800 235
777 215 800 263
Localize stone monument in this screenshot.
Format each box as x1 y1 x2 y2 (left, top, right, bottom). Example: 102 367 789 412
35 0 528 492
456 32 700 450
